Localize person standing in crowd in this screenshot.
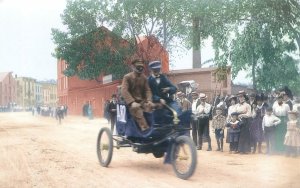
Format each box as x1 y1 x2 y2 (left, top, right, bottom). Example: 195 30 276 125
250 94 266 154
191 92 201 148
227 95 238 122
272 95 290 153
284 111 300 157
87 101 93 120
226 95 238 146
249 93 257 109
177 92 191 112
196 93 212 151
83 101 88 117
280 86 293 110
56 105 64 124
108 94 117 133
212 107 226 152
226 112 241 153
262 107 281 155
236 91 252 154
104 100 111 124
121 59 153 132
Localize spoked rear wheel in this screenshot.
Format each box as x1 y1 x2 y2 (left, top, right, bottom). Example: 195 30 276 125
97 127 113 167
171 136 197 180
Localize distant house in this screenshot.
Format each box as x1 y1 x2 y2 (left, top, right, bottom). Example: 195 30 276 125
57 26 169 117
15 76 36 108
39 81 57 107
0 72 17 107
167 67 232 102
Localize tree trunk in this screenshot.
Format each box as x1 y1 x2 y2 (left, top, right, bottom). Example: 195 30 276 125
252 53 257 91
192 17 201 68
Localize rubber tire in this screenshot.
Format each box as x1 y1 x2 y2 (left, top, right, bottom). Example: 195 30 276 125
97 127 113 167
170 135 197 180
153 151 164 158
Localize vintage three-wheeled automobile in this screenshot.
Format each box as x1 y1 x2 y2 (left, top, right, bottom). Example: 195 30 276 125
96 101 197 180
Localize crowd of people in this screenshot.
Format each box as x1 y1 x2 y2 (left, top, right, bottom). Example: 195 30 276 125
32 105 68 124
176 87 300 157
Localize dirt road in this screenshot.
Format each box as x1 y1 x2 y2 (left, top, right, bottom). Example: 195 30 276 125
0 112 299 188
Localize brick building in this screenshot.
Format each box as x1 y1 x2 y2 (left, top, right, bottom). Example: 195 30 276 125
167 67 232 102
0 72 17 107
57 27 169 117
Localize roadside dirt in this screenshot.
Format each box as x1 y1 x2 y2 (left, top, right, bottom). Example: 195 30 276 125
0 112 299 188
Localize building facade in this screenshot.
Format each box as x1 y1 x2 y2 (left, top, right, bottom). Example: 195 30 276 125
167 67 232 102
0 72 17 107
40 81 57 107
35 82 43 106
15 77 36 108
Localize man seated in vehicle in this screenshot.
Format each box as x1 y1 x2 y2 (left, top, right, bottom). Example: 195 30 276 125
147 60 182 124
121 59 153 132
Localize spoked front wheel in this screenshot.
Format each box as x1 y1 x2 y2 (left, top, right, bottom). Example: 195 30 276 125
97 127 113 167
170 136 197 180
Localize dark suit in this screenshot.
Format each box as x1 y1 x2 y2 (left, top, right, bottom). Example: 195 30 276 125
148 74 177 104
148 74 181 124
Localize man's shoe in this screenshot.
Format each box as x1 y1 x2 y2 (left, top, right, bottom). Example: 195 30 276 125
207 147 212 151
196 146 202 150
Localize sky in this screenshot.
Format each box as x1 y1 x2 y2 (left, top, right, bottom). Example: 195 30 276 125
0 0 250 84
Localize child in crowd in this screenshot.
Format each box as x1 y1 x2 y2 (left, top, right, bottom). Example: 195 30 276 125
212 107 226 152
284 111 300 157
226 112 240 153
262 107 281 155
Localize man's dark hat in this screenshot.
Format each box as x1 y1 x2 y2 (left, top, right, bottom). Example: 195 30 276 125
256 93 264 101
131 59 144 66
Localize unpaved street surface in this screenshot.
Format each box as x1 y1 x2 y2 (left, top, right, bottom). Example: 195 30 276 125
0 112 299 188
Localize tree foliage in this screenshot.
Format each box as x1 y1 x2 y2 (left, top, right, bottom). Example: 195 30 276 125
220 0 300 91
52 0 300 92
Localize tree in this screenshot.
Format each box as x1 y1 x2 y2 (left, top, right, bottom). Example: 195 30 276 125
52 0 192 80
52 0 134 81
223 0 300 91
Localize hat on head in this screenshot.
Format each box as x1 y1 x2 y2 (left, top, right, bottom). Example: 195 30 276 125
256 93 264 101
199 93 207 99
250 93 256 98
148 60 161 70
228 95 237 101
237 90 249 100
237 90 246 96
131 59 144 66
191 91 198 96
